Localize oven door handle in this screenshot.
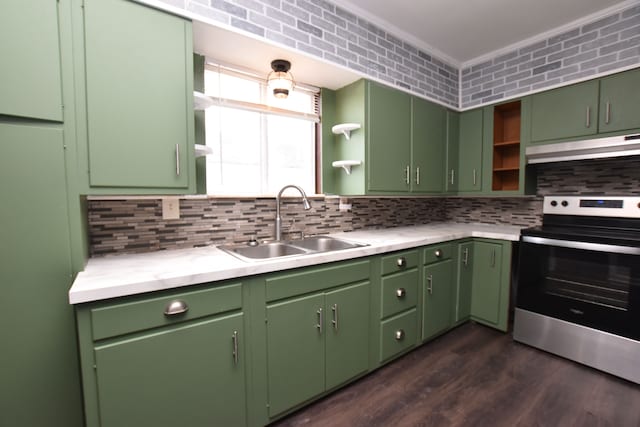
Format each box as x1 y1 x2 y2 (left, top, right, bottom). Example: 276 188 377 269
522 236 640 255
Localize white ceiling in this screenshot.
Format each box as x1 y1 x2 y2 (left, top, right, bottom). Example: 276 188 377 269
333 0 633 64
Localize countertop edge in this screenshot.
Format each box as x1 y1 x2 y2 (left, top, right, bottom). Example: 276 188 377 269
69 224 522 304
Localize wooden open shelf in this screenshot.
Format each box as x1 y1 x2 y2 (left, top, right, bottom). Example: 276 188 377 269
492 101 521 191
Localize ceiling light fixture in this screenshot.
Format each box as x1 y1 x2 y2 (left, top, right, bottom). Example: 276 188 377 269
267 59 294 99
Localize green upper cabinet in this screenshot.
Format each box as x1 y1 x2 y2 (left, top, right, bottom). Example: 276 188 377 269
530 79 599 143
445 111 460 193
411 97 447 193
0 0 63 121
457 109 483 192
598 68 640 134
367 81 412 192
79 0 195 193
0 0 62 122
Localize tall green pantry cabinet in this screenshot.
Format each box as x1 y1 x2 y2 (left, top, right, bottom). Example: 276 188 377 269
0 1 83 425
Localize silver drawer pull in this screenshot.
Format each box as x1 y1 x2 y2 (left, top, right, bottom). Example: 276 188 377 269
395 329 405 341
396 257 407 268
164 300 188 316
396 288 406 298
434 249 442 258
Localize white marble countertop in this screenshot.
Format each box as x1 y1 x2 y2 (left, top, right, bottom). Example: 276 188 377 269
69 223 523 304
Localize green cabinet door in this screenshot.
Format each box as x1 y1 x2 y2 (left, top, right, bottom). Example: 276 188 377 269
530 80 599 142
470 242 503 326
422 260 453 340
367 81 411 192
325 282 370 390
267 293 325 417
454 241 474 323
412 97 446 192
83 0 194 189
0 0 63 121
94 313 246 427
599 68 640 134
0 123 82 427
446 111 460 192
458 109 483 192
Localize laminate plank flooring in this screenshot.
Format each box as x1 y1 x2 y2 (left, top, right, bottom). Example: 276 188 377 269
270 322 640 427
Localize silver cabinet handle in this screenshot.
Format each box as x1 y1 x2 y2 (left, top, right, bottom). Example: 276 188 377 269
586 106 591 128
450 169 455 185
331 304 338 330
491 249 496 268
316 308 323 334
434 249 442 258
396 288 406 298
175 143 180 176
163 300 188 316
395 329 405 341
463 248 469 266
415 166 420 185
405 165 410 185
232 330 239 365
396 257 407 268
472 168 477 186
427 274 433 295
605 101 611 124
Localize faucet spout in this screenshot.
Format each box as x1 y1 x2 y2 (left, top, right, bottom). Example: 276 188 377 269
276 185 311 241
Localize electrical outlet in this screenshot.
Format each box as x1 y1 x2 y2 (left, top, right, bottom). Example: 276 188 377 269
162 197 180 220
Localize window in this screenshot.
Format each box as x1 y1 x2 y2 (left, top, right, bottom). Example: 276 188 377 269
203 62 319 195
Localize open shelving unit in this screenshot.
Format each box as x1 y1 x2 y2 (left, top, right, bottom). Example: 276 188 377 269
492 101 521 191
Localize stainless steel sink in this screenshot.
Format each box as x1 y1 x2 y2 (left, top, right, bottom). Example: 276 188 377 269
219 241 309 261
288 235 366 252
218 236 366 261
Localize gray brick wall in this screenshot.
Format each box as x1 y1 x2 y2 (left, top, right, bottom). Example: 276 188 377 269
461 4 640 108
159 0 459 107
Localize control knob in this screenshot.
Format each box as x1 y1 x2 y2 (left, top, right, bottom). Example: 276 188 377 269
561 200 569 207
550 200 558 207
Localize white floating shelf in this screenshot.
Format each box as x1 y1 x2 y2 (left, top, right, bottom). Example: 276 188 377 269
332 160 362 175
332 123 361 140
193 91 215 110
195 144 213 157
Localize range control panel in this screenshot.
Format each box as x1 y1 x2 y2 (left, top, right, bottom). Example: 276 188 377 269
543 196 640 218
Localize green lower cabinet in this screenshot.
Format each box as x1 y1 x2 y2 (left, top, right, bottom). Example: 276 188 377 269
469 240 512 332
94 313 246 427
266 293 325 417
454 241 474 324
422 260 453 340
266 282 370 418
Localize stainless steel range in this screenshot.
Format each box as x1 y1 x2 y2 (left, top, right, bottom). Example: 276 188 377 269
514 195 640 384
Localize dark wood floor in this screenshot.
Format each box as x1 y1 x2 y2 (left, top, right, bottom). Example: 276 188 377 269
270 322 640 427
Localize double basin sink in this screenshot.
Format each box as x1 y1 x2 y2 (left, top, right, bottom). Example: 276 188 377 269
218 235 367 262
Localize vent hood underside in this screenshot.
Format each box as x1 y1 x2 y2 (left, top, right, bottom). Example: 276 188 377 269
526 134 640 164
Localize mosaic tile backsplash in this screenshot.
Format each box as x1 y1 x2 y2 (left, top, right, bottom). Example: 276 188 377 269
88 156 640 256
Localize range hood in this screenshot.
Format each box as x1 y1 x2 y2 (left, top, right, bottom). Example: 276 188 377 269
526 133 640 164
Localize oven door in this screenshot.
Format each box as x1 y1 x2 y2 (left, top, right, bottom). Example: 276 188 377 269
517 235 640 340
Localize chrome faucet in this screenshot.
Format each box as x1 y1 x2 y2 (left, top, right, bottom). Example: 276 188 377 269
275 185 311 241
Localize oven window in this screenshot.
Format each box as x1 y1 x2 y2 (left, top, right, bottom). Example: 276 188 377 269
545 249 632 310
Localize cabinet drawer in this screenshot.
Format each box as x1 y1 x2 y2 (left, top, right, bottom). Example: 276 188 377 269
266 259 370 302
424 243 453 264
380 270 418 318
381 250 419 275
90 282 242 340
380 309 417 362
